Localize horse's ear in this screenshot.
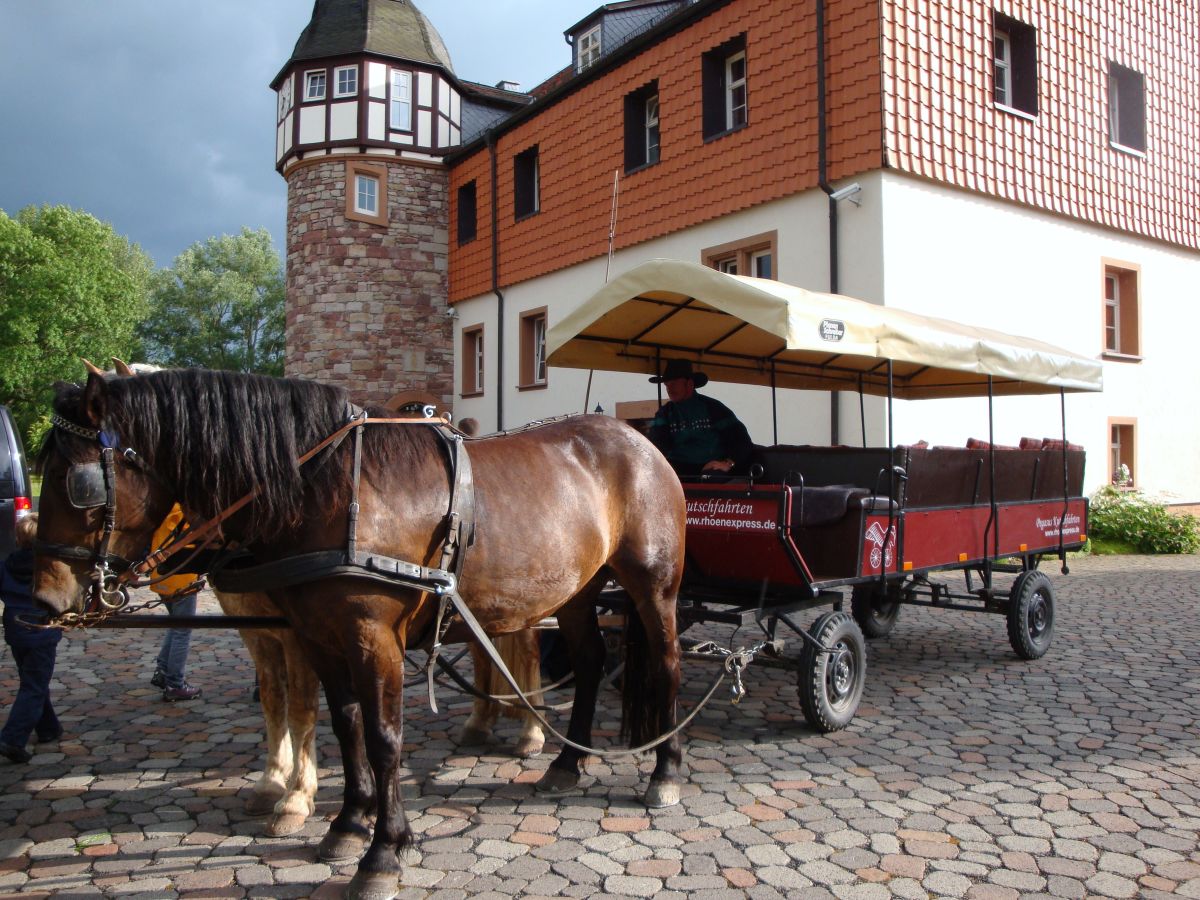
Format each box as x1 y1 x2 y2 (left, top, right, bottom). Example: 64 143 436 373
82 371 108 427
82 358 104 376
112 358 135 377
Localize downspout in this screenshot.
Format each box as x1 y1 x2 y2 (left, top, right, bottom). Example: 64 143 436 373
488 130 505 431
816 0 840 445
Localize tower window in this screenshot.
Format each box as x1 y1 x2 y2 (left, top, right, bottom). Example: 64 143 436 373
577 26 601 72
335 65 358 98
519 308 548 389
993 13 1038 115
624 82 660 172
457 181 478 245
390 70 412 131
304 70 326 101
345 161 387 226
514 145 540 220
1108 62 1146 152
702 35 747 139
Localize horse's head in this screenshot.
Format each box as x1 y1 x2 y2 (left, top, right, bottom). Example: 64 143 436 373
34 372 176 616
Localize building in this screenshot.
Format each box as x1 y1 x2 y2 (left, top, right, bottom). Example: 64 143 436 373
276 0 1200 504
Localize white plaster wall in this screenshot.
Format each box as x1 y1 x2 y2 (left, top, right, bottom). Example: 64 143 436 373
329 101 358 141
298 105 325 145
877 172 1200 502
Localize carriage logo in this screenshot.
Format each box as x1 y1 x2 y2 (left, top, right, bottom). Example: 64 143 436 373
864 521 896 570
820 319 846 342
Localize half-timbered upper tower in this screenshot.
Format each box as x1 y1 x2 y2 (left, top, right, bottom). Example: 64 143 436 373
272 0 464 405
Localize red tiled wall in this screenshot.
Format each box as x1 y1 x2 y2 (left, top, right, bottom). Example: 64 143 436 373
450 0 885 301
882 0 1200 249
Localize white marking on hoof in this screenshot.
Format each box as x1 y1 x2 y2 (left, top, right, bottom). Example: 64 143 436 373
644 779 681 808
534 767 581 796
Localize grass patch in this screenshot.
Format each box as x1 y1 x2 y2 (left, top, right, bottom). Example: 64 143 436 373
1085 536 1141 556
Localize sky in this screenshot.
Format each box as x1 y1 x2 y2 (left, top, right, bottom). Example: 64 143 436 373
0 0 602 268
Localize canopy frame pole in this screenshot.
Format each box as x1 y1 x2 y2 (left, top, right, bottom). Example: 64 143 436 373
981 376 998 589
770 361 779 445
858 373 866 448
886 360 894 450
1058 387 1070 574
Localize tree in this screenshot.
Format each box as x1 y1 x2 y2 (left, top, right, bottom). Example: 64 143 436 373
138 228 285 376
0 205 152 441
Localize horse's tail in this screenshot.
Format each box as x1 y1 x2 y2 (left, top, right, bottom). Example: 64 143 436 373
620 608 658 746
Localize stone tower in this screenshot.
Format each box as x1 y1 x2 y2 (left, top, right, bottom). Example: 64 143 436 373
272 0 463 406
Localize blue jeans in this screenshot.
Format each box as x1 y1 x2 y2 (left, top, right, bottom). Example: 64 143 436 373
1 640 61 748
155 593 196 690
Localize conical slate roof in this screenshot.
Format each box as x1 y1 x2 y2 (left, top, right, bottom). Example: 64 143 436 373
286 0 454 73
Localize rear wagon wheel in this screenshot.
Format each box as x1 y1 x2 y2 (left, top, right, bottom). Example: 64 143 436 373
850 581 902 639
1007 570 1055 660
797 611 866 733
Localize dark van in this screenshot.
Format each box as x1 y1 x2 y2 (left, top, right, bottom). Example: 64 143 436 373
0 406 33 557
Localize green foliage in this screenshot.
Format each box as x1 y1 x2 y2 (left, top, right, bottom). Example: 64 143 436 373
0 205 152 441
1089 485 1200 555
137 228 284 375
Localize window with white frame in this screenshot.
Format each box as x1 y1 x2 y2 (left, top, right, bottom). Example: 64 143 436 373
345 161 387 226
623 82 660 172
390 70 412 131
1107 62 1146 152
577 25 601 72
305 70 326 101
703 231 778 281
992 13 1038 115
462 325 484 396
1102 261 1140 358
334 65 358 98
520 309 548 388
702 34 747 139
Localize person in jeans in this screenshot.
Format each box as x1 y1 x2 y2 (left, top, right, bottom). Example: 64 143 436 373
1 514 63 763
149 505 202 702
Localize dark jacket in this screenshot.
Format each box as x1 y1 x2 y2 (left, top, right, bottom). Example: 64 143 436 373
648 393 754 477
1 549 61 648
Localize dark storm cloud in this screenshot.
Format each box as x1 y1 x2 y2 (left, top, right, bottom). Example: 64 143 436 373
0 1 598 268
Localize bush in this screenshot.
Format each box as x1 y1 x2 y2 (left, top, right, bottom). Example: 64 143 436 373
1089 485 1200 554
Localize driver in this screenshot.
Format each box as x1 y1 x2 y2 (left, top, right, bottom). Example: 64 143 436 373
647 359 753 478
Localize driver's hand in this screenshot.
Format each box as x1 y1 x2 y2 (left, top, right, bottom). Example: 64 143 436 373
702 458 734 473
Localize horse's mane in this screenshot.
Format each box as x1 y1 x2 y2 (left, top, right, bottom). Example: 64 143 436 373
42 369 438 542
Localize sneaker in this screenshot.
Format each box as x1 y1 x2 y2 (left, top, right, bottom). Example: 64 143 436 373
0 742 32 764
150 670 166 689
162 683 202 702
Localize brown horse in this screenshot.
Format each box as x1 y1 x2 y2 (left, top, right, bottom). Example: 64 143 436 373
34 369 686 900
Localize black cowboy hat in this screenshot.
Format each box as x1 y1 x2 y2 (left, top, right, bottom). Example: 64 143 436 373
649 358 709 388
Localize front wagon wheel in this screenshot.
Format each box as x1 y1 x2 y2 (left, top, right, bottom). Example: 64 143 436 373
1007 570 1056 660
797 611 866 733
850 581 902 639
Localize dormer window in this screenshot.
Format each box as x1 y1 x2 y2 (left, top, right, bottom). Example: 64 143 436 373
334 65 358 98
577 25 601 72
305 70 326 102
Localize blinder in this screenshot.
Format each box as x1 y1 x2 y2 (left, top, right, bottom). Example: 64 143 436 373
66 462 109 509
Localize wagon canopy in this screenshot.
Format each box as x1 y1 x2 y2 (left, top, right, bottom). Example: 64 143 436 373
546 259 1102 399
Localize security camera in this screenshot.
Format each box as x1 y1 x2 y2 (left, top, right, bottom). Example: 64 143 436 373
828 183 862 205
445 306 459 319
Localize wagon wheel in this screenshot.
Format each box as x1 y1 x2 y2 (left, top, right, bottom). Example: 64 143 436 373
850 580 903 639
797 611 866 733
1007 570 1055 660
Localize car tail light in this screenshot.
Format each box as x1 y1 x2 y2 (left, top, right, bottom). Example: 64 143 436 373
14 496 31 520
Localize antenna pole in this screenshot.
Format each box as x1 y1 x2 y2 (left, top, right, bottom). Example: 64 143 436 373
586 171 622 413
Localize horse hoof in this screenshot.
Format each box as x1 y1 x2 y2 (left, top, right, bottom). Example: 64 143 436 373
317 828 369 862
513 735 544 759
534 767 581 796
244 790 284 817
346 870 399 900
645 779 681 808
458 726 491 747
266 812 308 837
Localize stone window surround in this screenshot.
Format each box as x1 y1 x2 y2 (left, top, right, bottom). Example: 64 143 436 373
345 161 388 227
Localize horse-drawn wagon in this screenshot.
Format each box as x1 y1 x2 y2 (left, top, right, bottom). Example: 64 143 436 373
548 258 1102 732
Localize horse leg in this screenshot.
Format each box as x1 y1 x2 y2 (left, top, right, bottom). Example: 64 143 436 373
536 576 606 796
508 629 545 759
613 563 684 808
459 641 499 747
265 631 320 837
343 617 413 900
240 631 292 817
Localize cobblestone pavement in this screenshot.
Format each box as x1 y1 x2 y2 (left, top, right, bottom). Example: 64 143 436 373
1 554 1198 899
